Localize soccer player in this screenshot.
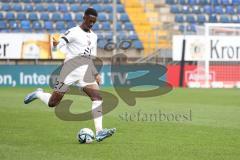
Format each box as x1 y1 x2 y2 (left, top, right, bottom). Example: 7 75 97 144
24 8 116 142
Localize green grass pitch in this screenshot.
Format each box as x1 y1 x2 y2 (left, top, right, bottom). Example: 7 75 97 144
0 87 240 160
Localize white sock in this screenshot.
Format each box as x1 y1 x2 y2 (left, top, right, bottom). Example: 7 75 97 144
36 91 51 106
92 100 103 134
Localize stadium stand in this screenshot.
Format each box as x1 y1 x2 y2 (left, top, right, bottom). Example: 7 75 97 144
166 0 240 33
0 0 143 50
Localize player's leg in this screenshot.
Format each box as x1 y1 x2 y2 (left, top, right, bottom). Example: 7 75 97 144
24 88 65 107
83 84 103 132
48 91 64 107
24 61 75 107
83 84 116 142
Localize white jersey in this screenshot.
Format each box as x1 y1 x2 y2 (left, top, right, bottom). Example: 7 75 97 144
57 26 98 61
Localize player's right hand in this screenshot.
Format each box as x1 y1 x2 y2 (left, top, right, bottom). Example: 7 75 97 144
95 74 101 85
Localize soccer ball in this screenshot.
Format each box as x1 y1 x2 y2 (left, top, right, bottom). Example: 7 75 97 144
77 128 95 144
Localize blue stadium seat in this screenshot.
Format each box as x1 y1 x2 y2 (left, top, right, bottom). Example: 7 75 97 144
40 13 50 21
117 33 127 40
105 32 113 40
103 0 111 3
186 15 196 23
102 22 111 30
226 6 234 14
67 0 75 3
98 13 107 22
97 39 108 49
67 21 76 29
179 0 187 4
232 0 240 5
6 12 15 20
89 0 98 3
186 25 192 32
104 5 113 13
214 6 223 14
237 6 240 14
56 21 66 30
24 4 33 12
175 15 184 23
0 21 7 29
44 21 53 30
80 4 89 12
0 13 3 20
166 0 176 4
29 13 38 21
188 0 198 5
22 0 31 2
182 6 190 14
21 20 31 31
55 0 64 2
2 4 11 11
109 14 113 21
59 4 68 12
125 22 134 30
220 15 230 23
178 25 185 32
199 0 208 4
128 34 138 41
197 15 206 23
204 5 213 14
119 13 129 22
93 4 103 12
63 13 72 21
12 4 23 12
192 6 201 14
221 0 230 5
211 0 219 5
186 24 196 32
51 13 62 21
45 0 55 2
9 21 19 30
92 23 100 30
116 22 122 31
209 14 217 22
32 21 42 30
43 0 52 2
75 13 83 21
33 0 41 2
133 40 144 50
231 15 240 23
17 13 27 20
47 4 57 12
97 34 104 40
170 5 181 14
35 4 45 12
70 4 80 12
117 4 124 13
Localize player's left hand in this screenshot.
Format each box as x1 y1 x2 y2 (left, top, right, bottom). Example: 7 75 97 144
95 74 101 85
52 33 60 47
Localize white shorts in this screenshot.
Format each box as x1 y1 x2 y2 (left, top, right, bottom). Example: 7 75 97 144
54 56 98 92
64 64 97 87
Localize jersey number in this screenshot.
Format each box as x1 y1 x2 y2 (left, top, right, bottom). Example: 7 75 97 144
54 80 64 89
